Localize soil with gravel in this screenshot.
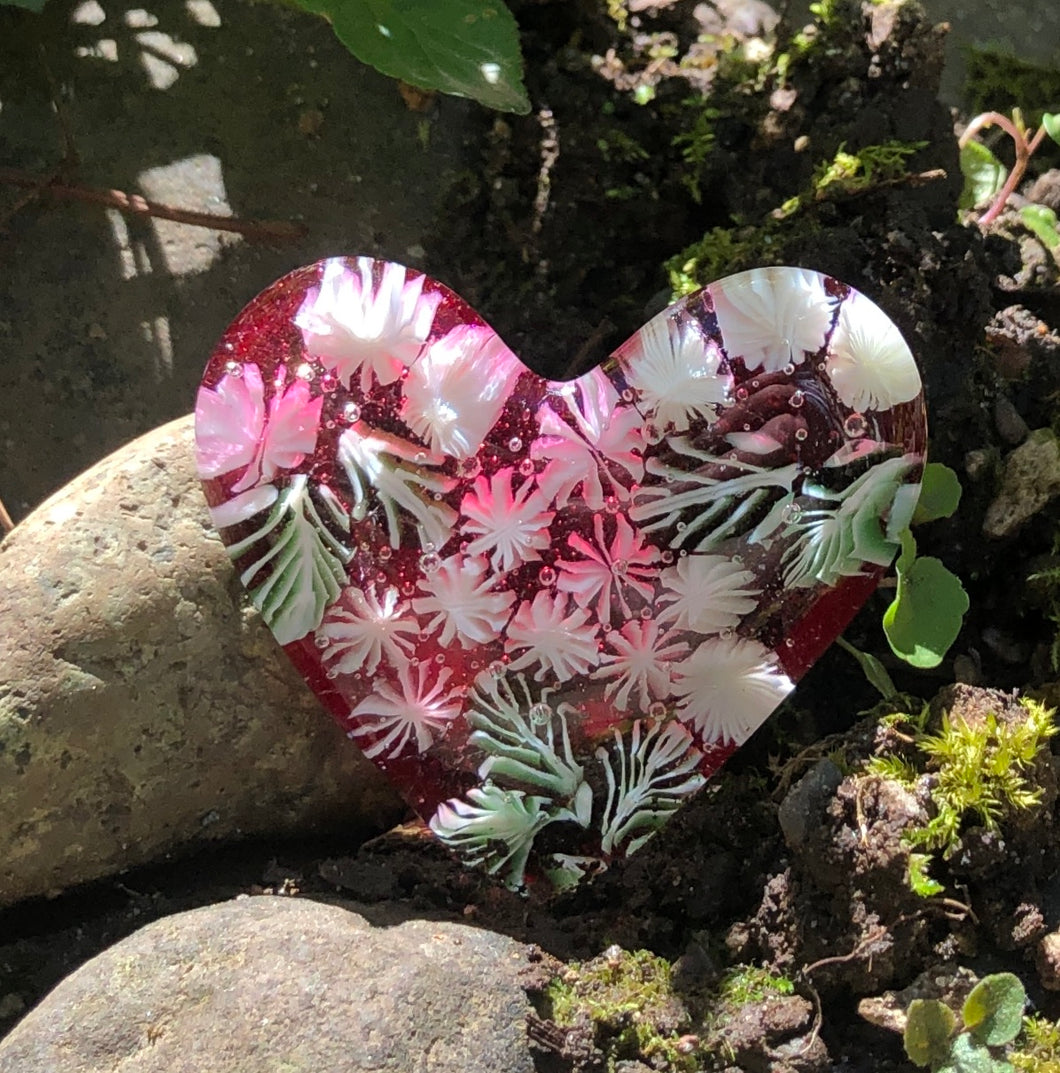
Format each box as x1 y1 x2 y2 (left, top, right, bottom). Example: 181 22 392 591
4 0 1060 1070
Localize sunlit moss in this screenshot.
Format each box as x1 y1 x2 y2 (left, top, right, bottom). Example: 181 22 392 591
865 697 1057 893
546 947 703 1072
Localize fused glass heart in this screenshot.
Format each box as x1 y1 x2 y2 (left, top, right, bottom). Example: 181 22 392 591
195 259 926 891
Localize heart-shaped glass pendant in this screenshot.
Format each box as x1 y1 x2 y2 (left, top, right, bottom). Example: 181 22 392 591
195 258 926 890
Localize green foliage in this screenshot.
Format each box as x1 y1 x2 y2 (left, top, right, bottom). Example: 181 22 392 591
959 106 1060 228
907 999 959 1068
869 698 1056 893
964 47 1060 121
772 140 926 221
546 948 703 1072
1021 204 1060 248
813 140 927 193
717 965 796 1005
1012 1015 1060 1072
959 140 1008 210
914 463 963 525
883 529 969 670
905 974 1026 1072
288 0 530 114
907 851 945 897
0 0 49 9
1027 558 1060 672
674 103 720 202
667 226 781 298
965 975 1026 1048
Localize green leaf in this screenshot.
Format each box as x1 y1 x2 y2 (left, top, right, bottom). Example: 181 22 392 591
907 852 945 897
1043 113 1060 145
1021 204 1060 248
963 973 1026 1047
1 0 50 9
913 463 962 525
905 999 957 1067
837 636 897 700
883 549 969 669
290 0 530 114
939 1032 1014 1073
228 475 350 645
959 139 1007 210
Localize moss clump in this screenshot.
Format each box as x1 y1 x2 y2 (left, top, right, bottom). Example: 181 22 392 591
716 964 796 1006
546 947 702 1071
1013 1015 1060 1072
964 47 1060 126
866 698 1056 892
666 139 927 297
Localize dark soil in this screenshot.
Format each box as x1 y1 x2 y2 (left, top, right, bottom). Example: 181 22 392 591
5 0 1060 1070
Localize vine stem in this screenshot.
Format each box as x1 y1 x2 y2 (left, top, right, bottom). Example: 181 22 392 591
959 111 1050 227
0 495 14 536
0 168 307 242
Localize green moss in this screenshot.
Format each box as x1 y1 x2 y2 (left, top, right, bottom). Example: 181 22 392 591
666 224 782 297
866 698 1057 892
964 46 1060 125
1013 1015 1060 1072
546 948 702 1072
1027 559 1060 672
716 965 796 1006
666 138 925 297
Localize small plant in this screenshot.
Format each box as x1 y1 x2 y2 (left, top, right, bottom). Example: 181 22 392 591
3 0 530 114
904 972 1027 1072
959 108 1060 227
774 140 929 219
716 965 796 1006
867 698 1057 894
882 461 968 670
1012 1014 1060 1072
546 947 703 1072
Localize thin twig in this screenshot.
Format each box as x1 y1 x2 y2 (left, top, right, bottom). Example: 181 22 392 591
817 167 948 201
0 168 307 242
0 495 15 536
38 44 79 169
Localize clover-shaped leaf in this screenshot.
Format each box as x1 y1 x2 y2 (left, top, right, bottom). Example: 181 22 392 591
913 463 962 525
962 973 1026 1048
1043 113 1060 146
905 999 957 1068
884 531 969 668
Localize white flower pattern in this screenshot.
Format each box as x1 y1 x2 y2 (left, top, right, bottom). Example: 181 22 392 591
826 292 922 411
318 585 419 676
295 257 439 392
620 315 733 432
402 324 522 459
413 554 516 648
657 554 760 634
349 661 463 759
710 266 836 373
461 468 555 571
672 637 794 745
197 257 927 891
505 591 600 683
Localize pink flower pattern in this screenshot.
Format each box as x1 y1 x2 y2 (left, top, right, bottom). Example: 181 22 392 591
196 258 927 890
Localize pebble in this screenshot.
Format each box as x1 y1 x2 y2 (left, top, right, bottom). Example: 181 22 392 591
0 417 401 908
0 897 535 1072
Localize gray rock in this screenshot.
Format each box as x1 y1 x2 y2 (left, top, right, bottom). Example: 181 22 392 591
0 416 402 907
857 965 978 1033
983 428 1060 540
0 897 535 1073
777 759 843 851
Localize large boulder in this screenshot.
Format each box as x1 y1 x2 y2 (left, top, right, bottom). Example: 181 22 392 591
0 416 402 907
0 897 536 1072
